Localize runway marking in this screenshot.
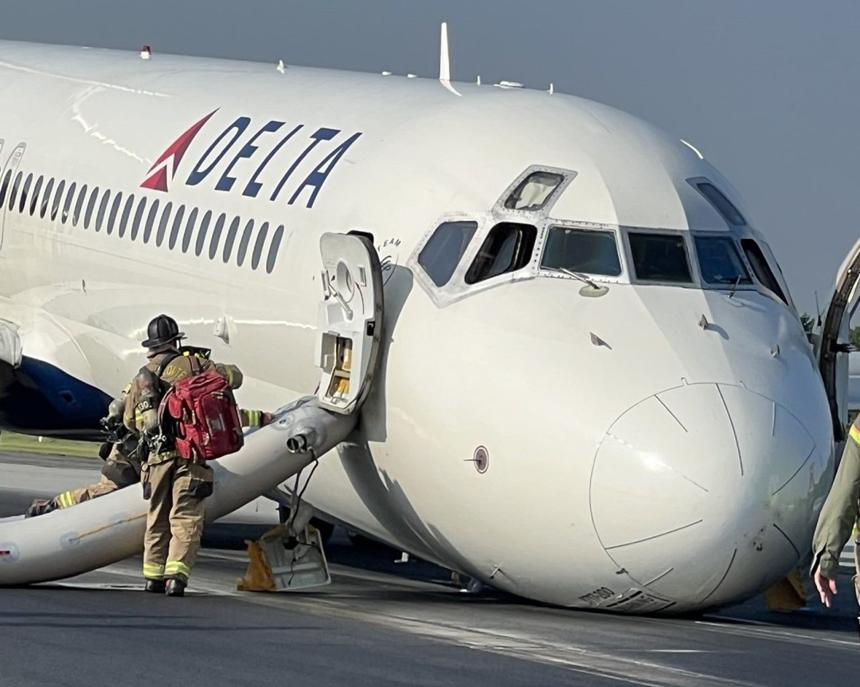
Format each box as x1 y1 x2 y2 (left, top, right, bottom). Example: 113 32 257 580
82 560 760 687
696 617 858 650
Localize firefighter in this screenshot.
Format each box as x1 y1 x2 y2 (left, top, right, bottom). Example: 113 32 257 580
126 314 270 597
25 388 143 518
811 416 860 623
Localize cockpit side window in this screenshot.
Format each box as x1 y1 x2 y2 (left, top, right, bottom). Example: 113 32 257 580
417 221 477 287
541 227 622 276
694 235 752 286
628 232 693 284
741 238 788 304
504 172 564 211
465 222 537 284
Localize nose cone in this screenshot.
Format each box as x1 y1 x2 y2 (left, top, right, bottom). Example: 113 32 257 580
589 383 829 611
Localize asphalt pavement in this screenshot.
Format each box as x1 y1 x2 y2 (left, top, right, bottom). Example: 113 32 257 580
1 452 858 686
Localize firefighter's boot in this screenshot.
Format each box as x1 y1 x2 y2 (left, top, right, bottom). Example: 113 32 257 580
24 498 58 518
144 579 166 593
165 578 186 597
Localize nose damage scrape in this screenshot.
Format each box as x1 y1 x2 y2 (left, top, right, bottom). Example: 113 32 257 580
588 382 828 613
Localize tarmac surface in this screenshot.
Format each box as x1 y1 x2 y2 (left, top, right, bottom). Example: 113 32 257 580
1 452 859 686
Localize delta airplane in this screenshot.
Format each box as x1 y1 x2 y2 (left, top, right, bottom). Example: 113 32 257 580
0 29 858 614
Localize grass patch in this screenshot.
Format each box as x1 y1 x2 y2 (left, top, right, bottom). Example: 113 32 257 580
0 432 100 459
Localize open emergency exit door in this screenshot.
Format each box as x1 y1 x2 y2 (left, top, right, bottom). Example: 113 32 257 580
317 232 384 414
817 237 860 441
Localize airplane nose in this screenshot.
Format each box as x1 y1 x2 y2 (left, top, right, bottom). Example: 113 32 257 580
589 383 827 611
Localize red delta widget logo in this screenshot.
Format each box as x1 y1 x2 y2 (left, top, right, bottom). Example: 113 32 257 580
141 109 362 209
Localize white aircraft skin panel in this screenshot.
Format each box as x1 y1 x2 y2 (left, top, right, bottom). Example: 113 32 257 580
320 276 832 608
0 40 837 612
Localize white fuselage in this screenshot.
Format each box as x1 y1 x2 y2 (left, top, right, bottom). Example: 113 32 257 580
0 40 834 613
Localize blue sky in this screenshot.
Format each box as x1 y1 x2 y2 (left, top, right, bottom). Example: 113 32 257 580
1 0 857 314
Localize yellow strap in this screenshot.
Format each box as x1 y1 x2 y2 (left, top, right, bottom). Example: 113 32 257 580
850 424 860 445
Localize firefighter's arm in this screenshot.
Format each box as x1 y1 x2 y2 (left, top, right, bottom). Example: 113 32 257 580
122 384 138 432
214 363 243 390
239 408 273 427
128 368 162 436
811 428 860 581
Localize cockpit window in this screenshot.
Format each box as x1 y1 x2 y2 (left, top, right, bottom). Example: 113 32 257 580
465 222 537 284
694 236 752 286
694 181 747 226
741 238 788 304
504 172 564 211
541 227 622 276
418 221 477 287
628 232 693 283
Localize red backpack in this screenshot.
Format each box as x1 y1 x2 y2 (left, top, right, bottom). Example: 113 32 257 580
160 364 244 461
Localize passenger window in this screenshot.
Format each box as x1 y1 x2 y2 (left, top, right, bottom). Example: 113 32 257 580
208 213 226 259
222 217 241 263
195 210 212 256
155 202 172 246
541 227 621 276
629 232 692 283
465 222 537 284
143 199 160 243
61 182 77 224
741 239 788 304
251 222 269 270
118 194 135 237
8 172 22 212
130 196 147 240
40 178 54 219
95 190 111 231
418 221 477 287
51 180 66 221
73 184 88 227
0 170 11 207
169 205 186 249
182 208 199 253
267 225 285 274
106 192 122 234
694 182 746 226
84 187 100 228
505 171 564 211
236 219 254 266
18 173 32 214
29 176 43 216
694 236 751 286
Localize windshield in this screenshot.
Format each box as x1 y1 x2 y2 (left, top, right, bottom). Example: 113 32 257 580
541 227 622 276
694 236 752 286
628 232 692 283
